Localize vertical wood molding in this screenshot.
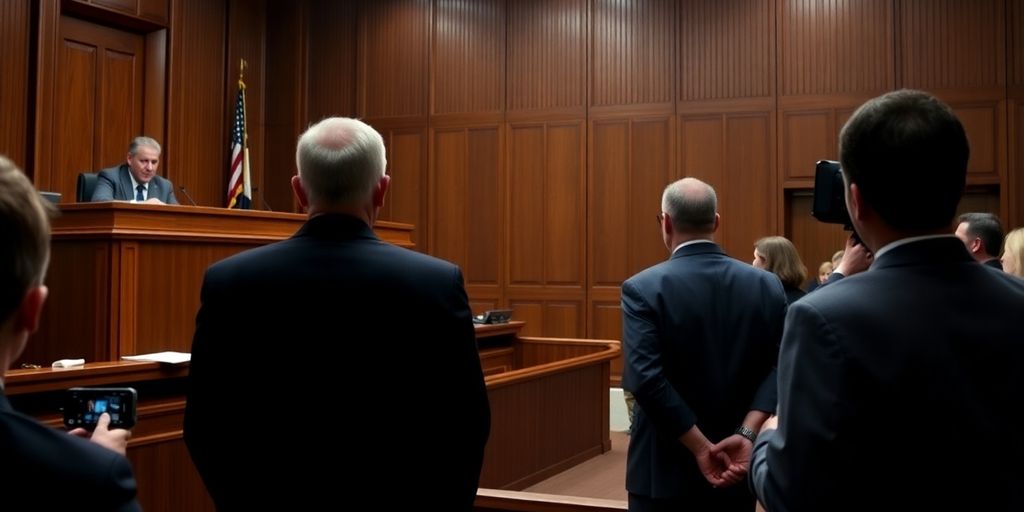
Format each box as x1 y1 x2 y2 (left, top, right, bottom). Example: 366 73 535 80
359 0 430 118
226 0 266 207
0 0 31 169
166 0 227 206
899 0 1004 90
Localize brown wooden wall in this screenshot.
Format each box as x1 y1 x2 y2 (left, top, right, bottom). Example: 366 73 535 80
1 0 1022 376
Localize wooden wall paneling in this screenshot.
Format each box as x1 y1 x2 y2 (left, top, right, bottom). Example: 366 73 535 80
135 242 245 353
128 439 215 511
432 0 503 116
507 122 585 286
679 0 773 103
0 0 31 169
1011 0 1024 226
143 30 167 147
226 0 266 209
378 124 428 247
139 0 168 25
506 0 587 116
590 0 674 110
678 111 775 259
359 0 429 119
899 0 1006 187
430 125 503 296
306 0 357 121
167 0 228 207
21 243 111 366
264 0 305 213
778 0 893 97
42 16 145 200
507 300 584 339
899 0 1004 91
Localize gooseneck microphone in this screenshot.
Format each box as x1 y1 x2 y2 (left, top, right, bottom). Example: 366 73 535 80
179 186 198 206
252 186 274 212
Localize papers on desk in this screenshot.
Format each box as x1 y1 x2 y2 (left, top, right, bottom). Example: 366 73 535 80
122 351 191 365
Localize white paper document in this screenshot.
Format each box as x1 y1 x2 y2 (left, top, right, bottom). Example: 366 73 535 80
122 351 191 365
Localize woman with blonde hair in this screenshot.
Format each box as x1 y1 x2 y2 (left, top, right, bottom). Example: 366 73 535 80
1002 227 1024 277
753 236 808 304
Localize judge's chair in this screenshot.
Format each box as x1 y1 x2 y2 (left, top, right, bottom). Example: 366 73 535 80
76 172 98 202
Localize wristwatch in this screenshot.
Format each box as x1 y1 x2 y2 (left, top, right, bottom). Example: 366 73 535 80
735 425 757 443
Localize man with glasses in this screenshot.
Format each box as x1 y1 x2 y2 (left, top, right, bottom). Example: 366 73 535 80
621 177 786 511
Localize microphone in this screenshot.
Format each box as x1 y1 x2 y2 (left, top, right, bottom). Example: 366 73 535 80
178 186 198 206
253 186 274 212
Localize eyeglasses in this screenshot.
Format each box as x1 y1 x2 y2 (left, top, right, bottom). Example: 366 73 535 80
656 212 665 225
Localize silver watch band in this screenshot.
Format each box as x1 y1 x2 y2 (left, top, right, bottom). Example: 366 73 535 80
735 425 757 443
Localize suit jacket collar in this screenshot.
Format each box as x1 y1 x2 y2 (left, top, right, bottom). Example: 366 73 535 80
670 241 726 260
294 213 379 242
119 164 160 198
871 236 974 271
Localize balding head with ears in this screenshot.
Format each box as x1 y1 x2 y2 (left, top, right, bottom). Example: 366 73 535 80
658 177 720 251
292 117 390 224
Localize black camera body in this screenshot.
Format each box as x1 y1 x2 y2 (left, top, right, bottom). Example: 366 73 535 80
812 160 853 229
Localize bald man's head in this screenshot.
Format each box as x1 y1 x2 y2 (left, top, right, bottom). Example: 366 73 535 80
295 117 387 210
662 177 717 234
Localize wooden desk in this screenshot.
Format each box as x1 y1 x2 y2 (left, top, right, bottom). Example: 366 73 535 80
23 202 413 366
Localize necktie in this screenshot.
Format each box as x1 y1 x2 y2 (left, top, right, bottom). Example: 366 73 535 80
135 184 145 202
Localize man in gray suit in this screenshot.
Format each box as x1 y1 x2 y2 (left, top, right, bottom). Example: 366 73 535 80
745 90 1024 511
91 137 178 204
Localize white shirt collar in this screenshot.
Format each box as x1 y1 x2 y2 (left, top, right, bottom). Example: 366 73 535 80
672 239 714 255
128 172 147 201
873 234 956 260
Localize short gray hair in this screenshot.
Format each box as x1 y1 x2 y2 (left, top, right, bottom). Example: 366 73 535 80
129 137 161 155
662 177 717 233
295 118 386 209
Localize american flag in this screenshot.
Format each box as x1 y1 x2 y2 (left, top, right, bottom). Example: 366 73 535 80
226 79 251 209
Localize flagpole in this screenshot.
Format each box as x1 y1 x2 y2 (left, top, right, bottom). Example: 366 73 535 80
239 59 252 202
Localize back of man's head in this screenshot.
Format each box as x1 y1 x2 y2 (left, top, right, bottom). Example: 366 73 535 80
295 118 386 210
839 89 969 233
957 212 1003 257
0 157 51 324
662 177 717 234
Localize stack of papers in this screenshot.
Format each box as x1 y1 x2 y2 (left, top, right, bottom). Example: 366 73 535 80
122 351 191 365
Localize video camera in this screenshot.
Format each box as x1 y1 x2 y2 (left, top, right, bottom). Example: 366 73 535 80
812 160 853 230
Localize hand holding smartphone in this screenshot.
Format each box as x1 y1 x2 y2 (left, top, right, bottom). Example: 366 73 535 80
63 387 137 431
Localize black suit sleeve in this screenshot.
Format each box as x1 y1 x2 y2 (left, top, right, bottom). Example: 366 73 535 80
750 300 846 512
621 279 697 437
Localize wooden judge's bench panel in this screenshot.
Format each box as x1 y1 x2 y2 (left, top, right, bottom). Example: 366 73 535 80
22 202 414 367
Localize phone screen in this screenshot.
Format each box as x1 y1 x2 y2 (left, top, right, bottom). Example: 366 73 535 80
63 387 137 430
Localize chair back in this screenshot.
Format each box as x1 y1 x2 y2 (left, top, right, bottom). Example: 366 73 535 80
76 172 98 202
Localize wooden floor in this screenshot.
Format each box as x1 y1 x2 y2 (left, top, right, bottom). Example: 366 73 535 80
523 431 629 501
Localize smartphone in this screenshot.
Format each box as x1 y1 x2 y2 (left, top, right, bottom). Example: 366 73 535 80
63 387 137 430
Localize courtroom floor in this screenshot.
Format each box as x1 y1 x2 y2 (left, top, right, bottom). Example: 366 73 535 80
522 431 629 501
519 388 630 500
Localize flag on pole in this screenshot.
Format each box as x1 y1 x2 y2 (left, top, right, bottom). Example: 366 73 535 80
227 74 251 209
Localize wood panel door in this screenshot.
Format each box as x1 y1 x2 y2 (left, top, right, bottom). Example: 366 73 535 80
44 15 144 200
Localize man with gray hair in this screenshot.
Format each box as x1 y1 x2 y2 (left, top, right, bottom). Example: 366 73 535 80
183 117 490 510
91 136 178 204
621 177 786 511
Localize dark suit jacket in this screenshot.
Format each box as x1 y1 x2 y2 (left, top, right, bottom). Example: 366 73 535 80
0 391 139 511
621 242 786 507
183 214 490 510
985 257 1004 270
751 237 1024 511
91 164 178 204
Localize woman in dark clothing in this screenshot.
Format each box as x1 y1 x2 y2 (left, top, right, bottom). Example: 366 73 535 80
752 236 807 304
